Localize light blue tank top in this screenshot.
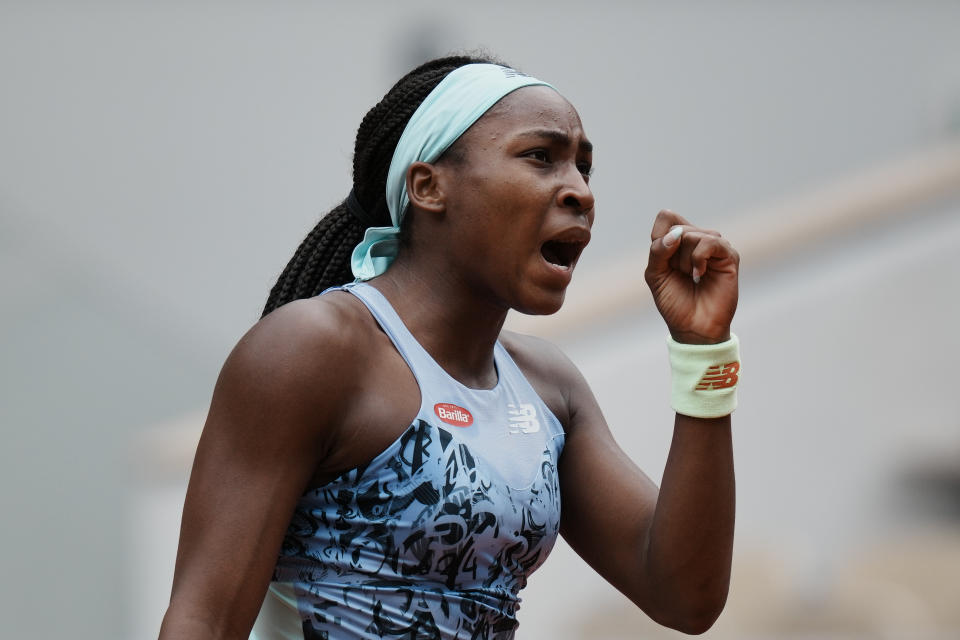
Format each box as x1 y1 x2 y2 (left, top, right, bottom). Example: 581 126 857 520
251 282 565 639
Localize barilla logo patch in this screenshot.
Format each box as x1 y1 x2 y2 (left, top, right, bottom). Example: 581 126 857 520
434 403 473 427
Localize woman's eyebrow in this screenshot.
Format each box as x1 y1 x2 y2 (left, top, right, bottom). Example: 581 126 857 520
516 128 593 153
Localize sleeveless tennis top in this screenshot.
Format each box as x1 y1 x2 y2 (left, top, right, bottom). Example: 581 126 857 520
251 282 565 639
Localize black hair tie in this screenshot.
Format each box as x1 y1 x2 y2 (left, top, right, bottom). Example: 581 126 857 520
345 189 379 228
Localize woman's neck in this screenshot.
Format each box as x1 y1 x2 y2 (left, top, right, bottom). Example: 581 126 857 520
369 259 508 390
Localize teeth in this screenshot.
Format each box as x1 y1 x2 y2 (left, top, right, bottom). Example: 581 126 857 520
541 239 582 268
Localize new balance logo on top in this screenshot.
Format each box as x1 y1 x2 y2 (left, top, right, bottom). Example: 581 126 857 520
507 403 540 434
695 362 740 391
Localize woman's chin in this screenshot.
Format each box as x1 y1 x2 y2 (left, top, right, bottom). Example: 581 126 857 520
511 288 567 317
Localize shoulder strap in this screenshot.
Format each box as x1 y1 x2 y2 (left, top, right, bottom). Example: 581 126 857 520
337 282 441 386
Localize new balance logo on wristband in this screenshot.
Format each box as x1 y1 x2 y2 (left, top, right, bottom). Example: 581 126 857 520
695 362 740 390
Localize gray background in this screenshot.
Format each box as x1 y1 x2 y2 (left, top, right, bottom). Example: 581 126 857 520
2 2 959 638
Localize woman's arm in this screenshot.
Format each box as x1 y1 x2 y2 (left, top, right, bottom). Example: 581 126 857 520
541 210 739 633
558 386 734 635
158 300 356 639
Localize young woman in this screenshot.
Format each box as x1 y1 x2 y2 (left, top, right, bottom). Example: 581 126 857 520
159 55 740 639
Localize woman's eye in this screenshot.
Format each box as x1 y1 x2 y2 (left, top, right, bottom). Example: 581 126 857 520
578 164 594 178
526 150 549 162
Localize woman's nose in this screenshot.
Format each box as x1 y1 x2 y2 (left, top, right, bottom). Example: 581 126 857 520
557 167 595 216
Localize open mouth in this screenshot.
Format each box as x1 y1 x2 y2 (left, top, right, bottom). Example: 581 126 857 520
540 237 589 270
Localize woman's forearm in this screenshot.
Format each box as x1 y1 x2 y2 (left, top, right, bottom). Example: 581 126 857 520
641 413 735 634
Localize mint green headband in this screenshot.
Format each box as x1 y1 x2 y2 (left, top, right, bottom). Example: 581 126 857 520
349 63 555 281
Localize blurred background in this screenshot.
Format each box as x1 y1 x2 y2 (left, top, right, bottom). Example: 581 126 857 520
2 1 959 638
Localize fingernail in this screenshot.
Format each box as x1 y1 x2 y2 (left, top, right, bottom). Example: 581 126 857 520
663 226 683 248
692 267 701 284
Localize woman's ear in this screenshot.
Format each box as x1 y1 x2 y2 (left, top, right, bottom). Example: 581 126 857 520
406 161 446 215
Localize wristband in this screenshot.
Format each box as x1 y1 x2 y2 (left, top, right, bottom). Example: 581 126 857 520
667 333 740 418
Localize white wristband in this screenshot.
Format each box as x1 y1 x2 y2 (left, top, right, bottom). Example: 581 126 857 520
668 333 740 418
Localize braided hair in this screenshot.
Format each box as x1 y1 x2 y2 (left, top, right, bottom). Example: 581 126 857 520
261 54 503 317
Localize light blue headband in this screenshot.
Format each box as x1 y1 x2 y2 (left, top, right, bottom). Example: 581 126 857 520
349 63 555 281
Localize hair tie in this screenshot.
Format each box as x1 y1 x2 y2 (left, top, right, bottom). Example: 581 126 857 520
345 189 379 228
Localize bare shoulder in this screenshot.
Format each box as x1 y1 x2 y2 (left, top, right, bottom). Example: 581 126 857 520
229 292 372 386
212 291 379 441
499 330 590 429
245 292 374 355
499 330 578 380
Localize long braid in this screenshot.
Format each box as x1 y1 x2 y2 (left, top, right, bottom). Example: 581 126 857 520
261 54 502 317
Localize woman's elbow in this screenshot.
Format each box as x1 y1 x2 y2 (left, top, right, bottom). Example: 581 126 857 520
645 588 729 635
672 609 724 635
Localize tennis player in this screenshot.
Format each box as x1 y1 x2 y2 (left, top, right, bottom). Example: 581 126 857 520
159 55 740 639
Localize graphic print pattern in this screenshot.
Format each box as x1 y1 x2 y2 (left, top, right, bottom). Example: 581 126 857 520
272 418 563 639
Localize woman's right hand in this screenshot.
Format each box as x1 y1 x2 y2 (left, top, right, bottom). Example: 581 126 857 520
643 209 740 345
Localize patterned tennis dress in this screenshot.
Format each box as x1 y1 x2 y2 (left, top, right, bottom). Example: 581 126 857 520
250 282 565 639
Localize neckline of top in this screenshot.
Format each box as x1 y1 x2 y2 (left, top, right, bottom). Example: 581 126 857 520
346 282 508 395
